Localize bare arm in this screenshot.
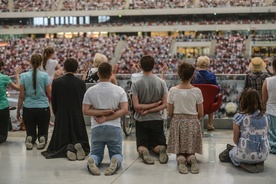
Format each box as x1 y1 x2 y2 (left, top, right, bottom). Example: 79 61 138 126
233 124 240 145
139 94 168 115
82 71 88 81
264 58 273 76
167 103 174 118
132 95 162 111
197 103 204 119
8 66 21 90
16 85 25 120
94 102 128 124
262 80 268 110
82 104 116 116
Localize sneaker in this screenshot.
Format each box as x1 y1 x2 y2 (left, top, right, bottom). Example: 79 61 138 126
37 137 46 150
178 157 188 174
66 150 76 161
141 148 154 165
159 146 169 164
25 136 33 150
105 157 118 176
74 143 86 160
87 157 101 176
190 156 199 174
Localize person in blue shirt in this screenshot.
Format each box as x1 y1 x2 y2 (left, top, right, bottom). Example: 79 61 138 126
0 60 21 144
192 56 219 131
17 54 51 150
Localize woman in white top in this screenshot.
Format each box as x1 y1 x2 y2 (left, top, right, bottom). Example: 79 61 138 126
41 47 62 81
167 62 204 174
41 47 62 125
262 58 276 154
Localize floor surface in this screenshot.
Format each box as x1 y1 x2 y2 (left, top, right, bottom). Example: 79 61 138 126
0 128 276 184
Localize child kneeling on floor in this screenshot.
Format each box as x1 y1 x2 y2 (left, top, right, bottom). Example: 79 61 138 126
228 88 269 173
167 62 204 174
82 62 128 176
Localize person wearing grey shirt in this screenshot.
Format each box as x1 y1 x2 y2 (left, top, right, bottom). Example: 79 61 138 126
131 55 168 165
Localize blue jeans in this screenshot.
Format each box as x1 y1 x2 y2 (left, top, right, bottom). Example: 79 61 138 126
89 125 123 169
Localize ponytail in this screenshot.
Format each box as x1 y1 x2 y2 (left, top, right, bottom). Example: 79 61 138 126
42 47 55 70
30 54 42 96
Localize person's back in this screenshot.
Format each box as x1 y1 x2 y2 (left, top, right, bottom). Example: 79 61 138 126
245 72 268 98
84 82 126 128
168 87 202 115
20 69 49 108
231 112 269 164
52 74 85 114
132 75 167 121
41 59 58 81
193 70 218 86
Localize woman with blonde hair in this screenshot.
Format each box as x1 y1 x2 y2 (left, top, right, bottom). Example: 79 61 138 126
82 53 118 85
17 54 51 150
192 56 219 131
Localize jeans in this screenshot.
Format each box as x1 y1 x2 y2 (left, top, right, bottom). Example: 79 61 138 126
89 125 123 169
23 107 50 143
0 107 9 144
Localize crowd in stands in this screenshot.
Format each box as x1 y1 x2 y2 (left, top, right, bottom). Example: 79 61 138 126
61 0 125 11
118 36 178 74
0 0 271 12
0 34 268 76
0 0 8 12
199 0 266 8
129 0 193 9
0 36 119 75
13 0 58 12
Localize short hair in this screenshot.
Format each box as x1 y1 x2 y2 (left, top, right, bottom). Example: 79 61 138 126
196 56 210 68
98 62 112 79
140 55 155 72
178 62 195 82
0 59 4 71
94 53 108 68
64 58 78 73
239 88 264 116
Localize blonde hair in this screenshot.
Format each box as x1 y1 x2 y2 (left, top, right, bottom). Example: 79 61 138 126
197 56 210 68
94 53 108 67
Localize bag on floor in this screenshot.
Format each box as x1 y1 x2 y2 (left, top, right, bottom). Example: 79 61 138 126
219 144 234 163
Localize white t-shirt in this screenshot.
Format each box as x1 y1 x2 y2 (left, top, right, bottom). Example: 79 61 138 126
266 76 276 116
83 82 128 129
167 87 203 115
40 59 58 81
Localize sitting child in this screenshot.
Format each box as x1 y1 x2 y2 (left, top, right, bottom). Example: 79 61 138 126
229 88 269 173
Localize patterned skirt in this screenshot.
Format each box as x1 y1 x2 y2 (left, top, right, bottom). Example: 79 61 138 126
167 114 202 154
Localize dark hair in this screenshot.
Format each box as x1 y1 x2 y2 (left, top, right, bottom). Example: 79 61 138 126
98 62 112 79
140 55 155 72
0 59 4 71
30 54 42 96
42 47 55 70
239 88 264 116
64 58 78 73
178 62 195 82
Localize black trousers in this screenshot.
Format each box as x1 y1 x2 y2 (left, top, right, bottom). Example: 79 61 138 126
0 107 9 144
23 107 50 143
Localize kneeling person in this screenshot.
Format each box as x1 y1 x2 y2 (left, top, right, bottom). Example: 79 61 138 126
131 55 168 165
83 62 128 176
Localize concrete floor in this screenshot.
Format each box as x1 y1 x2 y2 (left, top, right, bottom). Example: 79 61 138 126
0 128 276 184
